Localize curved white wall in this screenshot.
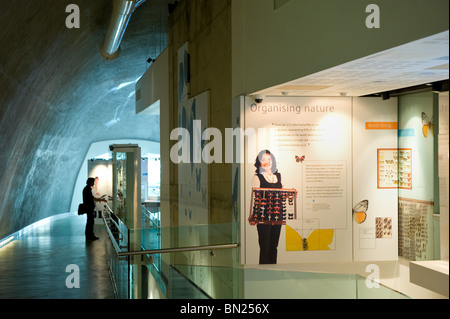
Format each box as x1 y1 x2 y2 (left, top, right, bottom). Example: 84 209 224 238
69 139 160 212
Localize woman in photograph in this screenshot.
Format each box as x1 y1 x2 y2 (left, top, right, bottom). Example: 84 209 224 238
249 149 282 264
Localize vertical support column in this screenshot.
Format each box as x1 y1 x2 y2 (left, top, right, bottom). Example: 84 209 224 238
130 146 142 299
111 144 143 298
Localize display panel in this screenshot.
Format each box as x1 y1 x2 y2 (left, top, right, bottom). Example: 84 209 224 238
177 91 209 226
243 96 353 264
352 97 399 262
398 92 437 261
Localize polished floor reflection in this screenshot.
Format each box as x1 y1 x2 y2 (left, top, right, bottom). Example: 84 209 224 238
0 213 116 299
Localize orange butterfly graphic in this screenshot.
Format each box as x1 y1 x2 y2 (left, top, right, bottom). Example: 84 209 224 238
295 155 305 163
421 112 434 138
352 200 369 224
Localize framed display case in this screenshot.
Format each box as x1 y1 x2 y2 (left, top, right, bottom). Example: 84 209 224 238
249 188 298 225
377 148 412 189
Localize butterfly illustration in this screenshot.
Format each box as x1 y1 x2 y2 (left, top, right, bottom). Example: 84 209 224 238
286 227 334 251
421 112 434 138
295 155 305 163
352 200 369 224
302 238 308 250
202 187 207 203
195 168 201 192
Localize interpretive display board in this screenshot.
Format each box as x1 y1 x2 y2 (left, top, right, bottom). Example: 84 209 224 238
352 97 399 262
236 93 443 264
237 96 401 264
242 96 353 264
174 91 210 291
177 91 209 226
397 91 438 261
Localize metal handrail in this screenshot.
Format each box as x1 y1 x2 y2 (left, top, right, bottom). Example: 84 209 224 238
141 205 160 228
102 212 123 254
104 203 128 243
102 205 238 258
117 243 239 257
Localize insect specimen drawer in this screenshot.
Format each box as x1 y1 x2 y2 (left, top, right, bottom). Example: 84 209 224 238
249 188 298 225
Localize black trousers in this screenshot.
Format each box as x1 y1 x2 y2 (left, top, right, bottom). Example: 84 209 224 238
85 210 95 238
257 224 282 264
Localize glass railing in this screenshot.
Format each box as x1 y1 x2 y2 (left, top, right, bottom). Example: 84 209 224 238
102 205 409 300
142 203 160 229
103 204 239 299
127 221 239 299
104 232 129 299
140 205 162 272
130 223 237 252
103 205 130 299
146 262 409 299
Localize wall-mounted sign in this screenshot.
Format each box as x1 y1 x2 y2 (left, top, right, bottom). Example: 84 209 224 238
365 122 398 130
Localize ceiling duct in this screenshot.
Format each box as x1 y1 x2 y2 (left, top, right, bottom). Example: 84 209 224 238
100 0 146 61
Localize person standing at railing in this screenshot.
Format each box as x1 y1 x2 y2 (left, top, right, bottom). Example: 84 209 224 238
83 177 107 241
